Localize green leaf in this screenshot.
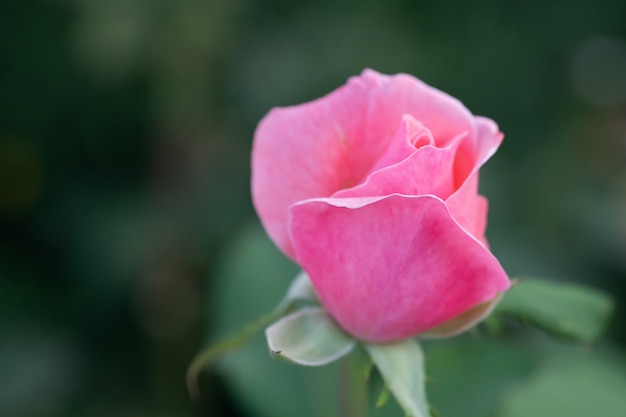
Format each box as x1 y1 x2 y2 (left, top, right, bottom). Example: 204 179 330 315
495 278 613 342
497 348 626 417
266 307 356 366
424 338 535 417
365 339 432 417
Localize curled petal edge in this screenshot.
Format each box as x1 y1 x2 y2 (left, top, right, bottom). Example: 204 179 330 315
420 292 503 339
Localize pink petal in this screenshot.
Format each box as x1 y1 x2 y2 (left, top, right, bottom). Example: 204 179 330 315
449 117 502 191
446 116 503 243
446 172 489 244
333 116 462 200
252 69 476 259
474 116 504 166
289 194 510 342
365 114 434 175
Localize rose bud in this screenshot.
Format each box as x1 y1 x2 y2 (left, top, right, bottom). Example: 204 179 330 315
252 69 510 342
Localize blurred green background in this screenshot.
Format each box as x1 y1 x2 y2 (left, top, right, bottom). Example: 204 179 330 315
1 0 626 416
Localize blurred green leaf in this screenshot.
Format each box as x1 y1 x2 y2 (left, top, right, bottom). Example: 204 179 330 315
495 278 613 342
266 307 355 366
0 328 85 417
188 270 317 396
208 223 341 417
497 349 626 417
425 338 535 417
187 309 280 398
365 339 431 417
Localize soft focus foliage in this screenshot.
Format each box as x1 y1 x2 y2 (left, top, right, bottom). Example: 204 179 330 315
1 0 626 416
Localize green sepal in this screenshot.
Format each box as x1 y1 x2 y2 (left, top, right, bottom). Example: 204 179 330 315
274 270 318 313
365 339 432 417
266 307 356 366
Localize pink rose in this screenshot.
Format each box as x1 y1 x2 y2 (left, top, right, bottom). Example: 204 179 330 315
251 69 510 342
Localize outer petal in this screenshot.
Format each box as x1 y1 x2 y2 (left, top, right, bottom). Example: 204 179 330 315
289 194 510 342
252 69 476 259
